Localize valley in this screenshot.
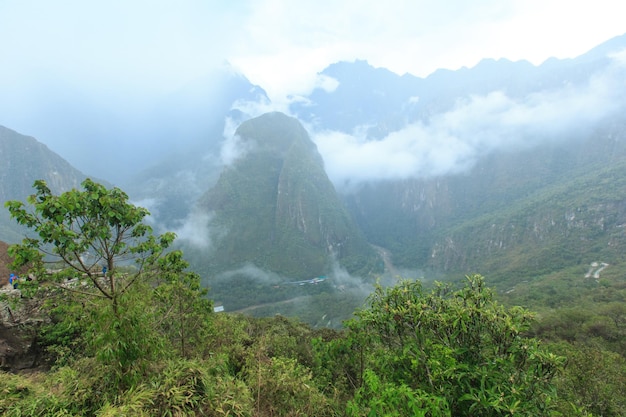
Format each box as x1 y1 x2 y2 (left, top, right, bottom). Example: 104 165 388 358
1 30 626 416
2 4 626 415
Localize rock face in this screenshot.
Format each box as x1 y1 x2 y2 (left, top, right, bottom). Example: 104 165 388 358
0 319 41 373
193 112 378 279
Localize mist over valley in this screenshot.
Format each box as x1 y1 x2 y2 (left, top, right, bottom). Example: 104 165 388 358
2 32 626 323
5 3 626 415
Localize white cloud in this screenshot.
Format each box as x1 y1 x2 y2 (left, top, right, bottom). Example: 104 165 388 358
172 211 213 249
132 198 160 222
220 131 257 166
314 60 626 186
1 0 624 184
608 48 626 65
229 0 626 103
216 263 284 285
311 74 340 95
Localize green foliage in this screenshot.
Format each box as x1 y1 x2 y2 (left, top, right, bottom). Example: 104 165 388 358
0 362 104 416
92 288 167 390
37 290 89 366
346 369 451 417
312 328 365 400
4 179 214 392
5 178 176 315
153 250 214 358
548 342 626 417
343 275 565 416
2 273 606 417
0 358 256 417
425 159 626 286
247 356 335 416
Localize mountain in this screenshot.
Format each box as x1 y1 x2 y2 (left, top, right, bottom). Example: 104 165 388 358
122 68 269 230
188 112 379 286
291 59 424 136
0 126 94 242
290 32 626 292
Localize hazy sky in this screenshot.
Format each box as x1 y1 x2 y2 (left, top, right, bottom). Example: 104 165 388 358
1 0 624 105
0 0 625 186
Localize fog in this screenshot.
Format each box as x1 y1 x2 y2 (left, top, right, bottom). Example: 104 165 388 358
2 1 624 187
164 44 626 252
313 55 626 188
0 66 247 184
215 263 284 286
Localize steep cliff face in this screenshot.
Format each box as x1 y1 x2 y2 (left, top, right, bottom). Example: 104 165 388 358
194 112 377 279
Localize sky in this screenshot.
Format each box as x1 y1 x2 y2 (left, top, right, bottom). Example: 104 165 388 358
0 0 625 184
1 0 624 105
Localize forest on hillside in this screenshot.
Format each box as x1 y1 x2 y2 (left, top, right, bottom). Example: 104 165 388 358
1 179 626 416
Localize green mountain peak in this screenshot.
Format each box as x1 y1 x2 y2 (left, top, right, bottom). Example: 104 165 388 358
194 112 378 280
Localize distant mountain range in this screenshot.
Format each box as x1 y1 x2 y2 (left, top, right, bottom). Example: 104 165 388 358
292 33 626 138
2 32 626 313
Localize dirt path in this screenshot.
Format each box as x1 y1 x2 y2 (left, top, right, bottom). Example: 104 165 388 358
585 262 609 279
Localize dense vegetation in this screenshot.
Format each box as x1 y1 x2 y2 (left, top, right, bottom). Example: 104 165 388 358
2 180 625 416
341 120 626 287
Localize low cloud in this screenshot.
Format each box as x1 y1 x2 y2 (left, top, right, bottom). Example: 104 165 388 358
220 91 302 166
328 261 374 300
220 130 258 166
131 197 212 249
315 74 340 93
132 197 160 220
230 95 281 121
172 210 213 249
215 263 284 285
313 58 626 188
219 95 284 166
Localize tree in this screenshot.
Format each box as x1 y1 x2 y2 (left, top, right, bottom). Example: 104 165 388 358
153 250 214 358
549 341 626 416
4 179 189 390
343 275 565 416
5 178 175 317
